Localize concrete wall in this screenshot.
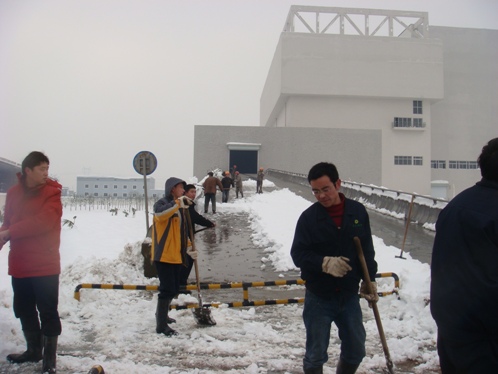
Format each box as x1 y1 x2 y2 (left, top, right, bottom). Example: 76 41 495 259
429 26 498 195
194 126 382 185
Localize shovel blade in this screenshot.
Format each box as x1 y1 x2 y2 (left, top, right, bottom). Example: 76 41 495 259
193 307 216 326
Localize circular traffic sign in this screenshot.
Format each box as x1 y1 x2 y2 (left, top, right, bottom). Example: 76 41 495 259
133 151 157 176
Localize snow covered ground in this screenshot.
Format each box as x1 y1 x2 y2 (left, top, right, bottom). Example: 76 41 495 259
0 179 440 373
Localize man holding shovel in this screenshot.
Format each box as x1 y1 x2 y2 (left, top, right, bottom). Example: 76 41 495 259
291 162 378 374
152 177 198 336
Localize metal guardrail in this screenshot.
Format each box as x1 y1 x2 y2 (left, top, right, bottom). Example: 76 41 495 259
73 273 399 307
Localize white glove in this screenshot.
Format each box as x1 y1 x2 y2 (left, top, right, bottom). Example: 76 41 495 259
187 247 198 260
360 281 379 307
177 196 193 209
322 256 352 277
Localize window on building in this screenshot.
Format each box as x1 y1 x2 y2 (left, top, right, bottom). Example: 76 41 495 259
85 184 89 188
123 185 127 189
113 193 118 197
94 185 98 188
394 156 412 165
133 185 137 190
413 156 423 165
114 185 118 189
413 100 422 114
413 118 424 128
85 192 89 196
431 160 446 169
123 193 127 197
394 117 412 128
104 185 108 189
93 193 98 197
468 161 478 169
104 193 108 197
449 160 479 169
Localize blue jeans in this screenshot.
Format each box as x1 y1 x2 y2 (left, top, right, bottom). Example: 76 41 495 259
303 289 366 370
204 193 216 213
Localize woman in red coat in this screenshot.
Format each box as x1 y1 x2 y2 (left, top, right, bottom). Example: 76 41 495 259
0 151 62 374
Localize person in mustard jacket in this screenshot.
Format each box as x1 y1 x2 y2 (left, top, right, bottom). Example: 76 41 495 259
0 151 62 374
152 177 197 336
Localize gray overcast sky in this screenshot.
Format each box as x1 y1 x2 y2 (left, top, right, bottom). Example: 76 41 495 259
1 0 497 190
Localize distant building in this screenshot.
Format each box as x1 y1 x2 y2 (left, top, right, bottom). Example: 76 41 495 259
76 176 163 198
0 157 21 194
194 6 497 199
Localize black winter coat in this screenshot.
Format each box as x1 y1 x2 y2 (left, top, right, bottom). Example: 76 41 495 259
430 179 498 341
291 197 377 299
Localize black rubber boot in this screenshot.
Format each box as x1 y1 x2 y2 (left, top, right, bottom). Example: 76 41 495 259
6 330 43 363
336 358 359 374
303 366 323 374
155 298 178 336
42 335 58 374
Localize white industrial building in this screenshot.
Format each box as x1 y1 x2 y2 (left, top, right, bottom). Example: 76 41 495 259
76 176 162 198
193 6 498 199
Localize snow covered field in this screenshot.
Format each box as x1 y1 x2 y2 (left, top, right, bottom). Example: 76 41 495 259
0 179 440 373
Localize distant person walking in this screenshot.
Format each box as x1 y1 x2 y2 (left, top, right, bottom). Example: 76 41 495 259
234 171 243 198
202 172 223 213
221 171 234 203
256 167 265 194
230 164 238 180
0 151 62 374
291 162 378 374
431 137 498 373
179 184 215 288
152 178 197 336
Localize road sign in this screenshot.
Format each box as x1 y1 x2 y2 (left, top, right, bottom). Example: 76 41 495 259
133 151 157 176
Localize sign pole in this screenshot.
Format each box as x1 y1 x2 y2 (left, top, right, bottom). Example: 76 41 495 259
133 151 157 235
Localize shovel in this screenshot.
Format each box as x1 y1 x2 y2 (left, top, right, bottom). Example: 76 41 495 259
185 209 217 326
353 237 395 374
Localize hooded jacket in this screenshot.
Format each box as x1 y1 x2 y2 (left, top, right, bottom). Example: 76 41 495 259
1 176 62 278
151 177 189 265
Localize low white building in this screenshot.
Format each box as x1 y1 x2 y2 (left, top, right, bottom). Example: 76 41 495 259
76 176 162 198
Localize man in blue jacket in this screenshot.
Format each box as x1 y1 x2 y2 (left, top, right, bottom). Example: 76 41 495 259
431 137 498 373
291 162 378 374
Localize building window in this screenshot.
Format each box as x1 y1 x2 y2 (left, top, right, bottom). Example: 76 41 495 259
413 156 423 166
431 160 446 169
413 100 422 114
113 193 118 197
94 185 98 188
104 185 108 189
123 193 128 197
394 156 412 165
394 117 412 128
413 118 424 128
123 185 127 189
93 193 98 197
114 185 118 189
449 161 479 169
133 185 137 189
104 193 108 197
85 184 89 188
85 192 89 196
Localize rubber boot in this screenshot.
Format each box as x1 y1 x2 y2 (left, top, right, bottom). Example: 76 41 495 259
303 367 323 374
165 299 176 324
336 358 359 374
155 298 178 336
42 335 58 374
6 330 43 363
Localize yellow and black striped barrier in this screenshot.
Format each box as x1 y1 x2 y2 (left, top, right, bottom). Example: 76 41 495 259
74 273 399 307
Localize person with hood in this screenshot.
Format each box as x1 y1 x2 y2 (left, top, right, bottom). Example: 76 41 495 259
234 171 243 198
290 162 378 374
202 172 223 214
179 184 215 288
152 177 198 336
431 137 498 373
0 151 62 374
221 171 234 203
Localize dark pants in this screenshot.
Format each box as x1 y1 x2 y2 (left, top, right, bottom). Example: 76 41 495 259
154 261 183 299
179 256 194 286
204 193 216 213
12 275 62 336
437 333 498 373
222 189 230 203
